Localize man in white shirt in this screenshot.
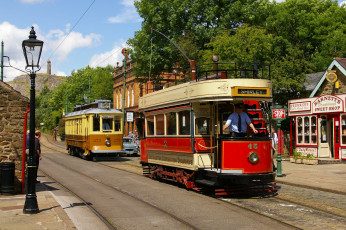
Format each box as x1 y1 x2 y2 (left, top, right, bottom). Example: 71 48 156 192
222 103 258 137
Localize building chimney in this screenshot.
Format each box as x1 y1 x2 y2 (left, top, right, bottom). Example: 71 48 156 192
47 59 51 75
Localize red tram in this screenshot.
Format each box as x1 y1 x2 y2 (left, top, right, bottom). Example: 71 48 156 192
138 62 276 195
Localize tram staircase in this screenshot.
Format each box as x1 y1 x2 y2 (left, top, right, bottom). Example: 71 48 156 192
244 100 267 136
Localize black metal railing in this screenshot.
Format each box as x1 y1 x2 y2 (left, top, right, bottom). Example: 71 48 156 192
141 61 271 95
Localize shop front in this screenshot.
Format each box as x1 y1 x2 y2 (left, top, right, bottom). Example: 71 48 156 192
288 94 346 160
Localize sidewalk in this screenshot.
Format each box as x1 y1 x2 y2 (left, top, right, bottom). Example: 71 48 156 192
0 182 75 230
276 159 346 195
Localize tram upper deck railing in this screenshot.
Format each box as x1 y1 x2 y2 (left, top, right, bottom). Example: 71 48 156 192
141 61 271 95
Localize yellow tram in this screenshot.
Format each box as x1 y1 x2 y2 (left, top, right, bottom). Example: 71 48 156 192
65 100 124 160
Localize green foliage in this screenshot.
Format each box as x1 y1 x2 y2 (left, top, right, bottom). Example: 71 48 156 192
35 65 114 131
293 150 302 159
129 0 273 80
306 154 315 159
129 0 346 108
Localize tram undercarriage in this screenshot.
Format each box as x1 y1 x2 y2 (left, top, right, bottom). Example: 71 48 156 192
142 162 277 196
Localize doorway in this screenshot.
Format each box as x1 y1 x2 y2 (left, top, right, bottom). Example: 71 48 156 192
319 116 331 158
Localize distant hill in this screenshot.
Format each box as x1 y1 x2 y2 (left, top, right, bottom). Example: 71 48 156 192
7 73 66 97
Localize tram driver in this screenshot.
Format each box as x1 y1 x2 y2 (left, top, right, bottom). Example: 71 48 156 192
222 103 258 137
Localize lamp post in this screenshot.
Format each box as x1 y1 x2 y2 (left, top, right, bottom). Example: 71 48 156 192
22 26 43 214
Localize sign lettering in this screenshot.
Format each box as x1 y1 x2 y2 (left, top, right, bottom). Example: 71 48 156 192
289 101 311 112
312 95 343 113
272 109 286 119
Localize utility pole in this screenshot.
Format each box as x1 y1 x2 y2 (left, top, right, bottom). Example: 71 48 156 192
122 49 127 133
1 41 4 82
66 91 68 114
89 75 91 104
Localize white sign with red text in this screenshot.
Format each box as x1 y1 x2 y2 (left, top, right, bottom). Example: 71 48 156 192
296 147 318 157
312 95 343 113
272 109 286 119
289 101 311 113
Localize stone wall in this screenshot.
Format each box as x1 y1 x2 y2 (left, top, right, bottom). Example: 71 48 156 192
0 81 28 192
319 68 346 96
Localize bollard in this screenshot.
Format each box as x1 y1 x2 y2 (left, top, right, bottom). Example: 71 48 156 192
0 162 15 193
276 129 284 177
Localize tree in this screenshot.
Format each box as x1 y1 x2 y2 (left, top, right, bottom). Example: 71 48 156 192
128 0 273 80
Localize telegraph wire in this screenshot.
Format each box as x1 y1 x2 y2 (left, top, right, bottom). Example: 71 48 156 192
46 0 96 61
94 47 122 67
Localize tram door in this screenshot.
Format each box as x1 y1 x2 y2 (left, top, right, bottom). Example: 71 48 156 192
319 116 331 158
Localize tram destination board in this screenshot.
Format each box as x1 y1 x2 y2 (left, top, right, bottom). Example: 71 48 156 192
232 87 270 97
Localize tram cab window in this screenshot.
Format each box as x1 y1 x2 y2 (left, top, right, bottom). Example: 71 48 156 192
114 117 121 131
179 110 190 135
166 112 177 135
93 115 100 132
195 117 210 135
102 116 113 131
146 115 154 136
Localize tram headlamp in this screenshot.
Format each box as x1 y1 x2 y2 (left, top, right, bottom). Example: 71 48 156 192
105 138 111 147
248 151 259 164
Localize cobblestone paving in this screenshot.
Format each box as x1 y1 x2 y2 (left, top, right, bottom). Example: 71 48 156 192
221 184 346 230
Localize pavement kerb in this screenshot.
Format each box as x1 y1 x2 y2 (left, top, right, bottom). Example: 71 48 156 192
275 179 346 196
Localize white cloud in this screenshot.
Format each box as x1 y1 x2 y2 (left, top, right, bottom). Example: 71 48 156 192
0 22 101 81
340 1 346 6
108 0 142 23
88 42 128 68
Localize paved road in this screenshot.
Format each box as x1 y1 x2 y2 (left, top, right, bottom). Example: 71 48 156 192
39 150 294 229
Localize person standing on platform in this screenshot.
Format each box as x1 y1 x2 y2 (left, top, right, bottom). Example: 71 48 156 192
34 130 42 183
271 127 278 171
222 103 258 137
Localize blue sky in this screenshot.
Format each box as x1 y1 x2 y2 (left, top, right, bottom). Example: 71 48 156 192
0 0 142 81
0 0 345 82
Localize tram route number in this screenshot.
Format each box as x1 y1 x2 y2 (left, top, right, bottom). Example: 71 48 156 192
248 143 258 150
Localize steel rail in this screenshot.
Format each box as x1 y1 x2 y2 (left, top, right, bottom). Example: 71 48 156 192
40 138 200 230
40 155 201 230
41 135 345 229
39 169 117 230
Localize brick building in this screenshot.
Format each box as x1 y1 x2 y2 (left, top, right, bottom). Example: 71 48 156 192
0 81 28 192
113 58 185 137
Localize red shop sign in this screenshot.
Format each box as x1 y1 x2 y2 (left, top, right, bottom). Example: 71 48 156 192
272 109 286 119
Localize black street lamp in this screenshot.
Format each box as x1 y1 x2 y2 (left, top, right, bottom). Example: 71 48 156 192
22 26 43 214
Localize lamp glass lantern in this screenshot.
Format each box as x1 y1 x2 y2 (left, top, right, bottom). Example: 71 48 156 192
22 27 43 69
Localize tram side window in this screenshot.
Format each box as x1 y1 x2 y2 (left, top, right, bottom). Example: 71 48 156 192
146 115 154 136
102 116 113 131
156 114 165 135
179 110 190 135
195 117 210 135
114 117 121 131
93 115 100 132
166 112 177 135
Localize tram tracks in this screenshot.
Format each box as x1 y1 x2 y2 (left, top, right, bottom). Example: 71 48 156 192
41 135 346 229
40 137 201 229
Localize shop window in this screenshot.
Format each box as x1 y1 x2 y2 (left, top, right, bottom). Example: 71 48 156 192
156 114 165 135
166 112 177 135
179 110 190 135
311 116 317 144
146 115 154 136
297 117 303 144
93 116 100 132
341 115 346 144
296 116 317 145
195 117 210 135
304 117 310 144
320 117 327 143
